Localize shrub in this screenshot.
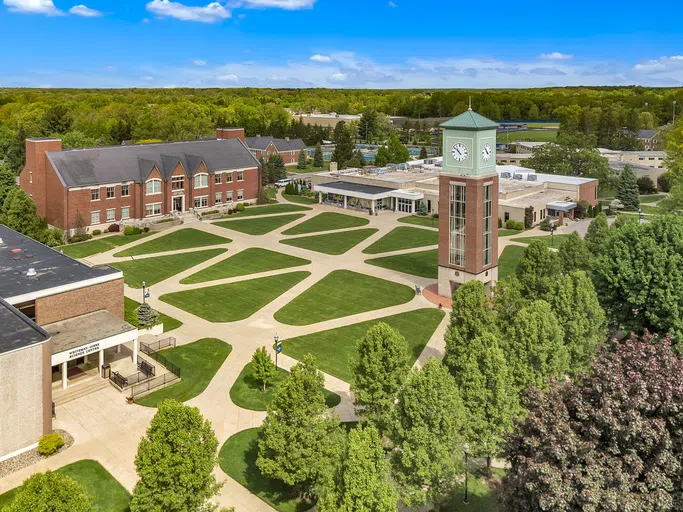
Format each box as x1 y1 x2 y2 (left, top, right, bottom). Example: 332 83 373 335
154 218 174 224
576 200 591 219
658 172 672 193
227 209 233 215
92 229 102 236
539 217 552 231
236 203 246 212
38 433 64 456
637 176 657 195
143 227 150 233
514 221 525 230
68 234 92 244
42 227 64 247
498 217 503 228
506 219 524 230
135 302 159 328
108 223 120 233
124 226 143 235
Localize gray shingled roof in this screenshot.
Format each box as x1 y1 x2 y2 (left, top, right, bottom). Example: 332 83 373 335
0 298 50 355
441 109 499 131
47 139 259 188
245 136 307 152
637 129 657 139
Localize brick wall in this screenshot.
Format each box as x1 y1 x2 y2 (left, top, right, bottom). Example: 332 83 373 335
19 139 63 222
35 278 124 325
216 128 245 142
579 181 599 206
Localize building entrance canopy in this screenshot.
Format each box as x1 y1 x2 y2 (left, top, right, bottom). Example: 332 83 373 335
546 200 577 213
314 181 424 202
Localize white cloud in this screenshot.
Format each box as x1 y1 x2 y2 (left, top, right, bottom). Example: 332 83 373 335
388 1 397 7
69 4 102 16
310 54 332 63
3 0 63 15
146 0 231 23
216 73 238 82
328 72 347 83
539 52 573 60
633 55 683 74
238 0 315 8
193 59 208 66
141 76 155 81
105 65 117 72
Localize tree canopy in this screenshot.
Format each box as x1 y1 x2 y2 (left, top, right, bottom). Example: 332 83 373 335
3 470 92 512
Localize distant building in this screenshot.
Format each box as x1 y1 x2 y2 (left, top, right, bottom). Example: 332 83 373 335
513 141 549 154
636 129 659 151
242 136 307 165
599 148 667 182
496 152 534 166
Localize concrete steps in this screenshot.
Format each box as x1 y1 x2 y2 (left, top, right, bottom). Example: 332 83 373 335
53 377 112 407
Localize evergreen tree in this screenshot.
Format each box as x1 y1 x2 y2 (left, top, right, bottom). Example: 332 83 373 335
268 153 286 181
350 323 410 435
297 149 307 170
419 145 428 159
317 424 397 512
615 163 640 211
135 302 159 328
584 211 610 255
390 359 465 507
251 346 277 392
4 470 92 512
259 157 267 186
131 400 222 512
313 143 324 168
0 187 41 239
558 231 591 273
354 149 366 167
331 121 354 169
515 240 561 297
374 145 389 167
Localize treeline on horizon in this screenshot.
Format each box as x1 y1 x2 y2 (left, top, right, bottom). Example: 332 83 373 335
1 86 681 172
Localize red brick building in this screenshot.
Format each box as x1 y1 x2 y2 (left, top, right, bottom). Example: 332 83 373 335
20 129 260 231
242 135 307 165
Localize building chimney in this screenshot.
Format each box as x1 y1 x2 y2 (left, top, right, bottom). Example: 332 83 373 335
285 137 290 141
216 128 245 143
21 138 62 221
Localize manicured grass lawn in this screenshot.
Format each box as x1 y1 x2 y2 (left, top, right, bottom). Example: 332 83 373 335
111 249 226 288
639 204 664 214
640 194 667 203
265 187 278 203
439 467 505 512
136 338 232 407
218 428 312 512
214 214 305 235
499 245 526 281
230 362 341 411
282 212 369 235
231 203 311 217
282 308 445 382
499 229 522 237
365 249 438 279
497 129 558 144
160 271 310 322
181 248 310 284
397 215 438 229
57 233 151 259
280 228 378 255
274 269 415 326
124 297 183 332
511 234 570 248
363 226 438 254
283 194 317 205
0 460 131 512
114 228 230 257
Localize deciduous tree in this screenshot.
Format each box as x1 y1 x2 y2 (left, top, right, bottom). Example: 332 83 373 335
4 471 92 512
0 162 17 211
584 211 610 254
0 187 41 239
557 231 591 273
515 240 560 297
251 346 277 392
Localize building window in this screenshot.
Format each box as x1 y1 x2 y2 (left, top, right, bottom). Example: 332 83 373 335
226 173 233 183
483 184 492 267
397 198 412 213
449 183 466 267
146 179 162 195
215 192 222 204
226 190 233 202
91 189 100 201
237 172 244 182
106 208 115 222
121 184 130 197
237 189 244 201
29 171 32 184
106 186 115 199
121 206 130 219
146 202 162 217
91 211 100 225
194 174 208 189
215 174 222 185
194 196 208 209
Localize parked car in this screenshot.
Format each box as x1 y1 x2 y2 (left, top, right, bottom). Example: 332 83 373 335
274 178 292 188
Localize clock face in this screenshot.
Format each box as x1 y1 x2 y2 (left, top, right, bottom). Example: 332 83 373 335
482 143 492 162
451 143 468 162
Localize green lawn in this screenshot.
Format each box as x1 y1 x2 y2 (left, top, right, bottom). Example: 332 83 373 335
230 362 341 411
282 212 369 235
214 214 305 236
265 187 277 203
231 203 311 217
639 194 667 204
57 233 151 259
282 308 446 382
274 269 415 326
439 467 505 512
135 338 232 407
114 228 230 257
397 215 438 229
498 245 526 281
0 460 131 512
218 428 312 512
160 271 310 322
285 159 330 173
181 248 310 285
365 249 438 279
511 234 570 248
111 249 226 288
497 129 558 144
124 296 183 332
363 226 438 254
283 194 318 205
279 228 378 255
498 229 522 237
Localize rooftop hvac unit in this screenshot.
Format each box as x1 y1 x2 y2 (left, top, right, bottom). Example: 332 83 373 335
500 171 511 179
513 173 523 180
527 174 538 182
435 162 442 167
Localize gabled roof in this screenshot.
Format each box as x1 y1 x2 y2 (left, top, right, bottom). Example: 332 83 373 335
47 139 259 188
440 109 499 131
637 129 657 139
245 136 307 152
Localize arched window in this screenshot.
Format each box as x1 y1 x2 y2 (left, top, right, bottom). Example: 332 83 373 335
145 178 162 195
194 173 208 189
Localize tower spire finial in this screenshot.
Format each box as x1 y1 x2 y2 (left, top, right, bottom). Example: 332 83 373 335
468 96 472 111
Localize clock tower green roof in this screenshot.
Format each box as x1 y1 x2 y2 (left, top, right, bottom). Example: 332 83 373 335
440 108 499 131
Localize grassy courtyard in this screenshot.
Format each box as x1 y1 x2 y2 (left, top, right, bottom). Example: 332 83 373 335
365 249 438 279
499 229 522 237
498 245 526 280
135 338 232 407
511 234 570 248
160 271 311 322
218 428 311 512
111 249 227 288
274 269 415 326
497 129 558 144
282 212 369 235
124 296 183 332
283 194 318 205
0 460 131 512
279 228 378 255
397 215 438 229
229 362 341 411
363 226 438 254
281 308 446 382
439 467 505 512
181 248 310 284
232 203 311 217
214 214 306 235
57 232 151 259
114 228 231 257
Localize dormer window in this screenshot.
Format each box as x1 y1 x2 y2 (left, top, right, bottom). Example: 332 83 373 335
194 173 208 189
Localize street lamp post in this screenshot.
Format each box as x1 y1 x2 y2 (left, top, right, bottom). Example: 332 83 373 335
463 443 470 505
274 333 281 369
142 281 147 304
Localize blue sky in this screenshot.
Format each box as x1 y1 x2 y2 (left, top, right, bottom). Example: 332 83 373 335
0 0 681 88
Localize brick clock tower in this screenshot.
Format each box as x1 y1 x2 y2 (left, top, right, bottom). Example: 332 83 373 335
437 108 499 298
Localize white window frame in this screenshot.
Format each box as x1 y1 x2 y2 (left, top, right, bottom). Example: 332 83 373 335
215 173 222 185
146 179 162 196
121 184 130 197
237 189 244 201
237 171 244 182
171 175 184 190
106 186 115 199
226 190 233 202
194 173 208 189
215 192 222 204
91 189 100 201
226 173 233 183
449 183 466 267
121 206 130 220
194 195 209 209
483 183 493 267
90 211 100 225
146 202 162 217
106 208 116 222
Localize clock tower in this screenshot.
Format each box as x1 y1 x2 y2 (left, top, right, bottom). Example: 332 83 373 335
437 108 499 298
